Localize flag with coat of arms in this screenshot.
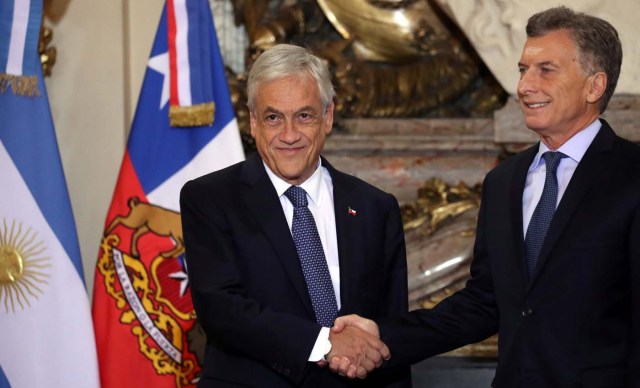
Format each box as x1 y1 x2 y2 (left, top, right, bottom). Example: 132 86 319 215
0 0 100 387
91 0 244 386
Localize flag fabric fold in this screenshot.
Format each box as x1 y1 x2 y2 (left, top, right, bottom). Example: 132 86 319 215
92 0 244 386
0 0 100 387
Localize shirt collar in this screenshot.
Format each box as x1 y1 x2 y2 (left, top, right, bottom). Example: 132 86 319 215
528 119 602 172
263 158 324 207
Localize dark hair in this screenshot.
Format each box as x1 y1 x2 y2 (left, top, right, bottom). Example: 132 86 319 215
526 6 622 113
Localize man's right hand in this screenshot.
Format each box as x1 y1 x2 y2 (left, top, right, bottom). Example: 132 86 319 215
326 315 389 379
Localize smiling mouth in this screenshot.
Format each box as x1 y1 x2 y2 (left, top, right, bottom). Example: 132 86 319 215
278 146 305 155
524 102 548 109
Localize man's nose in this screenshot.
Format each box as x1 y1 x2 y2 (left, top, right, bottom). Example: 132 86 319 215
279 120 301 143
518 70 538 96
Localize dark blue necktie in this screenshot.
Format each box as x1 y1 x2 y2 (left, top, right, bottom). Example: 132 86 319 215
284 186 338 327
524 151 567 280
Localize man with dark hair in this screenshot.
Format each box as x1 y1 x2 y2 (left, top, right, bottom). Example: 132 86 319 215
332 6 640 387
180 44 411 387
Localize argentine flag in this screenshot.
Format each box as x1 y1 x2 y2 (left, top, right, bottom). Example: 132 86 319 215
0 0 100 387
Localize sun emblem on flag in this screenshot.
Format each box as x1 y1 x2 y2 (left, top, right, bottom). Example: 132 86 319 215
0 219 50 313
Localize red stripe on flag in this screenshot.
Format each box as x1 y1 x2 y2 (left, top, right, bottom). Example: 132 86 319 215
167 0 179 106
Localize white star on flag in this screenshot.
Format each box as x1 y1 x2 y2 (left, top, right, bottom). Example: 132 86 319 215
147 52 170 109
168 270 189 297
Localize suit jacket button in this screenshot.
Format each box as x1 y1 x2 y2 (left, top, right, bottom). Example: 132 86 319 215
522 308 533 317
283 368 291 376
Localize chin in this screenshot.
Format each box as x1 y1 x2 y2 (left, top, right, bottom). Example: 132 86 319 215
523 118 547 133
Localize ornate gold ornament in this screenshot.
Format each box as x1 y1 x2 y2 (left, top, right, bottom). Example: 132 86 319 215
402 179 498 357
39 26 56 77
228 0 506 136
169 102 216 127
401 178 481 235
0 219 50 313
402 178 481 309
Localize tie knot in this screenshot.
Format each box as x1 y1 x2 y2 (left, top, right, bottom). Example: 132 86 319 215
542 151 567 174
284 186 308 208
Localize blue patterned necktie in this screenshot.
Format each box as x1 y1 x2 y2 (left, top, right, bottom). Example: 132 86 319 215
524 151 567 280
284 186 338 327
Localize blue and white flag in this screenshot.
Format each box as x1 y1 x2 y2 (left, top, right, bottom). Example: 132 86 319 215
0 0 100 387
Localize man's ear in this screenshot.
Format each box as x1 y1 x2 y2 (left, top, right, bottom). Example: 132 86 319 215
324 102 335 136
586 72 607 104
249 111 257 138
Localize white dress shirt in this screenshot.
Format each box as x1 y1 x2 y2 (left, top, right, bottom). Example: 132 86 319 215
522 120 601 235
263 158 340 362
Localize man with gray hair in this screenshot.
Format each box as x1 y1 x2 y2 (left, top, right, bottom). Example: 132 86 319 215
180 44 412 387
331 6 640 387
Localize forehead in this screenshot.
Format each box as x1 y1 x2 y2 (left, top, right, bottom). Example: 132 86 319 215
255 74 321 110
520 29 578 62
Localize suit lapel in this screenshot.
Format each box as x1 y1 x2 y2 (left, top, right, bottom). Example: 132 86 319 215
510 147 538 290
529 121 616 285
239 154 316 318
321 157 360 314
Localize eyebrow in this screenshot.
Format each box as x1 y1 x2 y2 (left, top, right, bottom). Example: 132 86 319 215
535 61 557 67
261 106 283 115
519 60 558 68
261 105 317 115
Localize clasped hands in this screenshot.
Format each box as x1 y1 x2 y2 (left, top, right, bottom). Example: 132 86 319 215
317 314 387 379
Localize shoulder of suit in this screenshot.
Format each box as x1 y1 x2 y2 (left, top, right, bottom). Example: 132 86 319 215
186 159 246 188
487 145 537 177
330 168 397 202
614 136 640 173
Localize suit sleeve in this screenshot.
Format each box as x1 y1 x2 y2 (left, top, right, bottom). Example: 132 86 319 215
180 179 320 384
382 193 409 316
630 199 640 385
376 193 414 387
378 174 499 367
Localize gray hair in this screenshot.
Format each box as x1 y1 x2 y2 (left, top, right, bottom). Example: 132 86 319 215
526 6 622 113
246 44 336 112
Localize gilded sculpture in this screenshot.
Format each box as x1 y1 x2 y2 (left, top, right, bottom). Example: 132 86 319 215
228 0 506 134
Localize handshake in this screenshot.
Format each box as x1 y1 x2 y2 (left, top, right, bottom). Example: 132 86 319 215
318 314 388 379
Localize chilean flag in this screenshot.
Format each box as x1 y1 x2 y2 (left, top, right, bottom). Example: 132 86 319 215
91 0 244 386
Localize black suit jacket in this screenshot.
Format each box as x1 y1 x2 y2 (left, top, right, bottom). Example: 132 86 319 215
379 120 640 387
180 153 412 387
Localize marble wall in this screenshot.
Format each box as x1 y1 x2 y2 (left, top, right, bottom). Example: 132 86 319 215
324 118 500 203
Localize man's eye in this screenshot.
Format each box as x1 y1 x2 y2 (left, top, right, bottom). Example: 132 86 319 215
265 114 279 121
518 67 526 78
541 67 552 73
298 113 316 123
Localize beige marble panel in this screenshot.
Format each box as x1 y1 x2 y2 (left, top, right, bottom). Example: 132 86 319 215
324 118 501 203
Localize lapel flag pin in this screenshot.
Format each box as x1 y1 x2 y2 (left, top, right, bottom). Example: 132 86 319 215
348 207 357 216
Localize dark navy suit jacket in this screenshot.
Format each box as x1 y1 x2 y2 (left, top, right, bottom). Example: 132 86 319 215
181 153 412 387
379 120 640 387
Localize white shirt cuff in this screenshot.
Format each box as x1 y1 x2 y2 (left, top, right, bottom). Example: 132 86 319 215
308 327 330 362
